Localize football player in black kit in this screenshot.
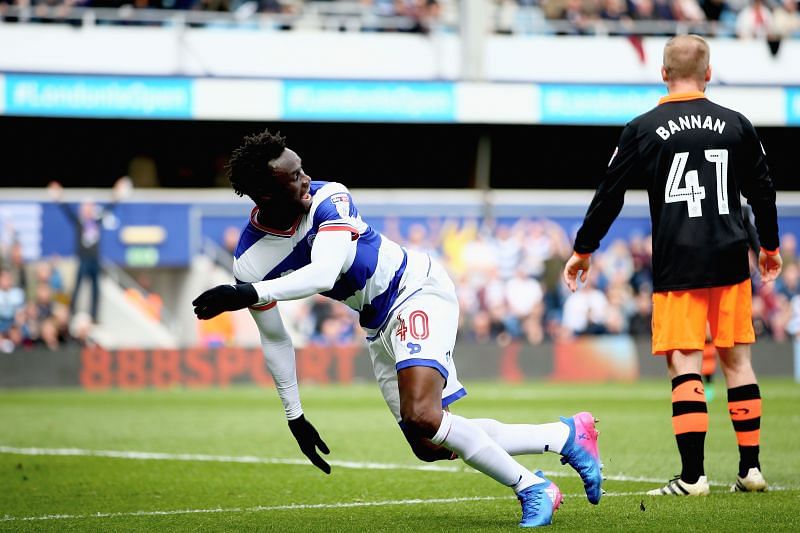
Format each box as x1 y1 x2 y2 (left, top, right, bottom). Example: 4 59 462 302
563 34 781 496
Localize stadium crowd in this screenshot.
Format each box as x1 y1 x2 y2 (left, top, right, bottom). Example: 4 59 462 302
210 217 800 349
0 241 94 353
398 219 800 346
2 216 799 353
0 0 797 38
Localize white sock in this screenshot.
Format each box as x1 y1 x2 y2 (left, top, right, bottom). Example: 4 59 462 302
431 411 543 493
471 418 570 455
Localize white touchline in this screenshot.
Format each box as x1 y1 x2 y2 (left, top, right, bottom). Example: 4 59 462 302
0 492 695 523
1 445 790 491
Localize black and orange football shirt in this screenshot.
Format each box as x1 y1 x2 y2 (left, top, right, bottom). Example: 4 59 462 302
573 92 779 292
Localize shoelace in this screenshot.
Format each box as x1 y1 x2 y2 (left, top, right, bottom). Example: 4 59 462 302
518 490 541 514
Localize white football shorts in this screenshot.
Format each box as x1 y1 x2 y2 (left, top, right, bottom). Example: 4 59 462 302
366 251 466 422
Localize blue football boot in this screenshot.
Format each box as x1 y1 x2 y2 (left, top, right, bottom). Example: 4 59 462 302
559 412 603 505
517 471 562 528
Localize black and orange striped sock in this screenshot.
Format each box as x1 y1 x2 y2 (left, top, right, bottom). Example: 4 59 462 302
728 383 761 477
671 373 708 484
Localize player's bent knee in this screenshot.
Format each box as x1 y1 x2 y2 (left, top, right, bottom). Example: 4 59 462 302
402 431 453 463
400 407 443 440
408 441 448 462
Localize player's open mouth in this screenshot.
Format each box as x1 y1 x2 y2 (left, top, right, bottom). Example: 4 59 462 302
302 192 311 201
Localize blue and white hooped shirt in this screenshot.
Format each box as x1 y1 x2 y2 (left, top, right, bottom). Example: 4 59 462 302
233 181 408 331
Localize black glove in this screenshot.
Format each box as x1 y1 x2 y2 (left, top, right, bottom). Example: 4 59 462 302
192 283 259 320
288 414 331 474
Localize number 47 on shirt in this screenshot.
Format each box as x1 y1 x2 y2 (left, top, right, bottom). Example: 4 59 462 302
665 149 729 218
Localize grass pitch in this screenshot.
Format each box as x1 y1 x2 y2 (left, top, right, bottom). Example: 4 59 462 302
1 379 799 531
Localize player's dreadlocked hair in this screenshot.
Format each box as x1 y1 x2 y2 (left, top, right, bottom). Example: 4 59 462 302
226 129 287 198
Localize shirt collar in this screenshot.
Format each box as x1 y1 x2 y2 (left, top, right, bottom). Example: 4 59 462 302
658 91 706 105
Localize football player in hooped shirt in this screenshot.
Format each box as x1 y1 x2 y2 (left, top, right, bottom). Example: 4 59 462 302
193 130 603 527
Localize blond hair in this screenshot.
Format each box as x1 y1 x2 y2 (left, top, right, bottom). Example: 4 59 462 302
663 35 710 82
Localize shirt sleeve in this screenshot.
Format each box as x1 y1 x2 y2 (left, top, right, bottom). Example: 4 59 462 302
738 116 779 252
573 123 641 255
249 306 303 420
252 229 354 304
312 187 360 240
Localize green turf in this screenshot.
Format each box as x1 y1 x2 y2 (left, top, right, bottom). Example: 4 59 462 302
1 379 799 531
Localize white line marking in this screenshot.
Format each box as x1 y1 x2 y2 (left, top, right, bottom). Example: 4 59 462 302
0 445 665 482
0 446 462 473
2 497 504 522
1 487 792 524
1 446 792 491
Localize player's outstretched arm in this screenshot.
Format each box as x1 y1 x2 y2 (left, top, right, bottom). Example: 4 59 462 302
250 305 332 474
758 248 782 283
563 253 591 292
192 283 258 319
251 229 352 303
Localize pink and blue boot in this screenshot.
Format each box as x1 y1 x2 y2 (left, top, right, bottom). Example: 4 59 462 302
559 411 603 504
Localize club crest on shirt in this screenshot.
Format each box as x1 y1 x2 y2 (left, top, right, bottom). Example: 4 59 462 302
307 233 316 247
330 193 351 219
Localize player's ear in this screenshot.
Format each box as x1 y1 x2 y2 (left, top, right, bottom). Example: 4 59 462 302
705 65 712 83
661 66 669 83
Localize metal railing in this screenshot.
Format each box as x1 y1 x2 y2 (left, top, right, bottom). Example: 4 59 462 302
0 2 432 32
0 2 757 36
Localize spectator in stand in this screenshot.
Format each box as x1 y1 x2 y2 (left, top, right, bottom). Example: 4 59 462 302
0 238 27 294
736 0 773 37
561 270 609 335
604 272 634 334
755 280 786 341
652 0 677 18
701 0 729 24
779 232 796 267
505 268 545 344
33 260 66 304
671 0 707 22
48 177 131 323
628 233 653 293
561 0 599 34
600 239 634 284
479 267 508 319
771 0 800 38
406 222 441 260
599 0 633 32
494 224 523 280
33 283 55 320
627 286 653 336
776 261 799 300
0 269 25 352
440 218 478 277
631 0 658 20
519 220 554 278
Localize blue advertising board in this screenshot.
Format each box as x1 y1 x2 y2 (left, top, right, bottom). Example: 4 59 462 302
41 203 191 267
786 88 800 126
540 84 666 125
282 80 456 122
4 74 193 119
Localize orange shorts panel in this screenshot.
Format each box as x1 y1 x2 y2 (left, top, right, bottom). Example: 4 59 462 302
652 279 755 355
